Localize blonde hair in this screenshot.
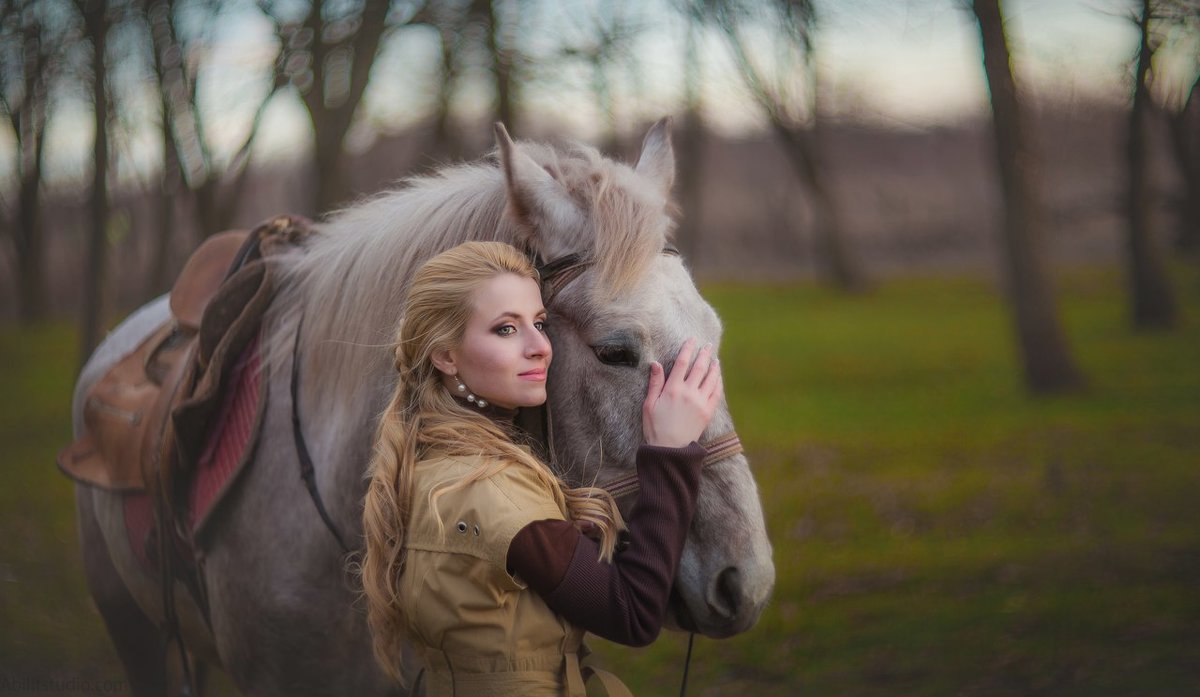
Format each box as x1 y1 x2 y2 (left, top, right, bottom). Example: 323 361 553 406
359 240 625 684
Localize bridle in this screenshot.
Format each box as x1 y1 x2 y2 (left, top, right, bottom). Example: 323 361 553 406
531 245 745 502
533 244 743 697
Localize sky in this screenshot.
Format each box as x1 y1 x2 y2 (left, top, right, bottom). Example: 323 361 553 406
352 0 1148 140
1 0 1181 187
269 0 1151 156
814 0 1141 128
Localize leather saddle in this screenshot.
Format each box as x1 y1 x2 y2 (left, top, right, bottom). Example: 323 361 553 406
57 215 313 497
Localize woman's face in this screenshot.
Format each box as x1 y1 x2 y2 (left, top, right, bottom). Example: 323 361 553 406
438 272 551 410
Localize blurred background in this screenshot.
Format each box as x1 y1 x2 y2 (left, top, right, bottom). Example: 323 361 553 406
1 0 1198 694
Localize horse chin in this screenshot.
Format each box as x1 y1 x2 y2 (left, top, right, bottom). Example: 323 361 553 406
666 586 757 640
664 587 697 634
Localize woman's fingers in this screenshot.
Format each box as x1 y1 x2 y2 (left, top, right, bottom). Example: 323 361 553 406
699 355 720 396
686 343 714 385
669 338 697 386
644 361 665 411
707 370 723 409
644 338 724 448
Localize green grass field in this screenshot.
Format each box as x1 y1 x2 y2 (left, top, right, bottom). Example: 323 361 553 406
2 265 1198 695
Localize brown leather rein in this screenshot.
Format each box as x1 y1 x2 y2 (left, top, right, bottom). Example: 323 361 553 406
532 246 745 502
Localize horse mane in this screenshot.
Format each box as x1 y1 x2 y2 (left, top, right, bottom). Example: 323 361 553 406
264 139 671 434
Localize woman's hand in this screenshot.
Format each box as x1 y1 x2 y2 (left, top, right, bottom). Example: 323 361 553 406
642 338 723 448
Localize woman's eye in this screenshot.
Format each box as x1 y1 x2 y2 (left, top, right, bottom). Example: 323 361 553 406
496 325 516 336
593 344 638 367
534 320 547 332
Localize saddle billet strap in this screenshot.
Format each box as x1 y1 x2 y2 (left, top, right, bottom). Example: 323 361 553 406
601 430 744 502
290 312 353 554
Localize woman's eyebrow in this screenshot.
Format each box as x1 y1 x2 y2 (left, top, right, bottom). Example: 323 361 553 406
490 309 548 322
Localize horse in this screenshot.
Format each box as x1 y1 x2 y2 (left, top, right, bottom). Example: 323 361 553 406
70 119 775 695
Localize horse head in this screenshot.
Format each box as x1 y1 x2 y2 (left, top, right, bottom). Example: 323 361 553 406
495 119 775 638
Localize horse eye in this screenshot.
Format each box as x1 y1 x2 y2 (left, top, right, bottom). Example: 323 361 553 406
592 344 638 367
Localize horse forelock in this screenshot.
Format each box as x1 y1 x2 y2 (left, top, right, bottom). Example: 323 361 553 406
532 141 673 305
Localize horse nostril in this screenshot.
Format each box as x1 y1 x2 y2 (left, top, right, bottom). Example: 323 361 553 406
706 566 742 621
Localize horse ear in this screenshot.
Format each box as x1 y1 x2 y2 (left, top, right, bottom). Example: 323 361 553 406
635 116 675 198
494 123 582 243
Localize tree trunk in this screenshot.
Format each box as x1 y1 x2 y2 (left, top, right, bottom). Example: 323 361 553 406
431 16 461 160
591 57 619 155
771 121 865 291
484 0 517 131
971 0 1085 394
150 108 178 297
15 128 46 323
80 0 109 363
1166 70 1200 253
710 0 863 291
312 121 347 216
1126 0 1178 328
11 17 49 324
16 182 46 323
299 0 391 214
675 17 705 266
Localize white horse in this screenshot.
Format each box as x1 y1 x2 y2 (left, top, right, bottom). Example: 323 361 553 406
71 119 775 695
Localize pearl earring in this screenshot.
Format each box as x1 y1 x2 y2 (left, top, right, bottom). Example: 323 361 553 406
453 374 487 408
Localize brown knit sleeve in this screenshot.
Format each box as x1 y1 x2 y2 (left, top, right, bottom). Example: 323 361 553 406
505 441 706 646
507 519 580 594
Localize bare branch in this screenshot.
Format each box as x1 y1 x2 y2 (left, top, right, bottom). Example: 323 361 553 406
342 0 394 120
222 79 282 184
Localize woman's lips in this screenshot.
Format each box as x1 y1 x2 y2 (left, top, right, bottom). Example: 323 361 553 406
519 369 546 380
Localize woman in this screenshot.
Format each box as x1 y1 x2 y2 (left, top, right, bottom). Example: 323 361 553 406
360 241 722 696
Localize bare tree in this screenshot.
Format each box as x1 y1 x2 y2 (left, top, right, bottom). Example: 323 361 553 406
675 2 706 265
143 0 281 246
1167 72 1200 252
1151 0 1200 252
144 0 180 295
262 0 424 214
970 0 1086 393
76 0 112 359
704 0 866 291
552 1 641 154
0 0 76 323
1126 0 1179 328
418 0 471 158
478 0 518 132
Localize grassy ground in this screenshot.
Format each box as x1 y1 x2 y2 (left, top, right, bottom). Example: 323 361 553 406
592 265 1200 696
2 264 1198 695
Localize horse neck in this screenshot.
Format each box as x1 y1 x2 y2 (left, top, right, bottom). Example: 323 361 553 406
278 169 527 499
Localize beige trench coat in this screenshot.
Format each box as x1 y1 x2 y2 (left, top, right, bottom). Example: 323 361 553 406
400 452 631 697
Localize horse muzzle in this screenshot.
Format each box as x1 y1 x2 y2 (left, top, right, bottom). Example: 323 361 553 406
669 554 775 639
